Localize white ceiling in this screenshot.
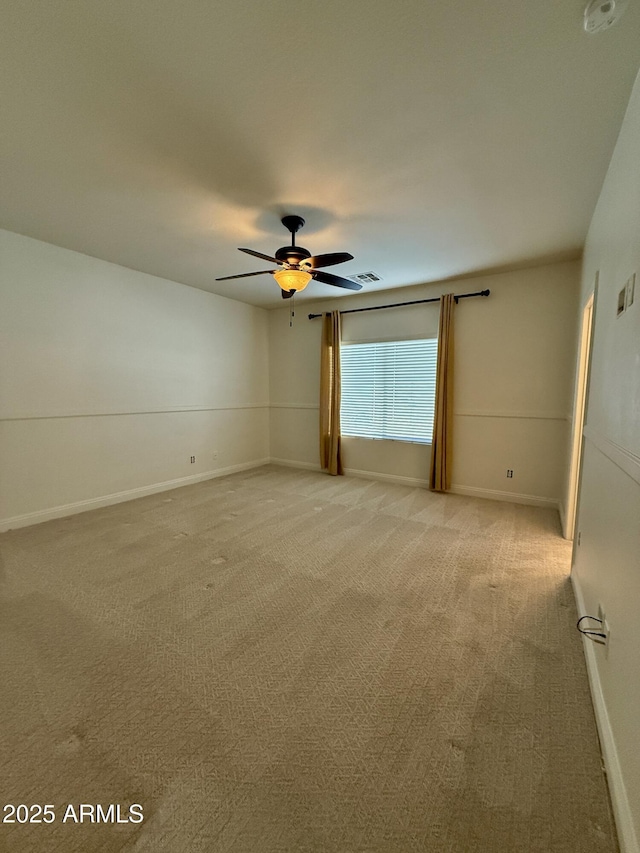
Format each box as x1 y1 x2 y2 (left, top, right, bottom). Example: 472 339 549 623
2 1 640 308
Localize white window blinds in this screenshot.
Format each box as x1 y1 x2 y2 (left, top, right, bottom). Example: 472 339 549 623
340 339 438 444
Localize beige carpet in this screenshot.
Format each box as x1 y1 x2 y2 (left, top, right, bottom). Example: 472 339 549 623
0 465 617 852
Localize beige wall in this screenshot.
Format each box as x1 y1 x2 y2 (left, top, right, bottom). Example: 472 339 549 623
571 68 640 853
0 230 270 528
270 261 579 506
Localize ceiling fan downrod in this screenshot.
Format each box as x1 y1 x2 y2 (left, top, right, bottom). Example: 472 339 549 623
281 215 305 248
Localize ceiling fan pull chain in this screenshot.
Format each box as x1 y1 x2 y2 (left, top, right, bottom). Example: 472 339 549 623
290 292 295 327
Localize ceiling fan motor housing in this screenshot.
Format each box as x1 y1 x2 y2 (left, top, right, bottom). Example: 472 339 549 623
275 245 311 265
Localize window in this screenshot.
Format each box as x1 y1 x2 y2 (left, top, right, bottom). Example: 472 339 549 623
340 339 438 443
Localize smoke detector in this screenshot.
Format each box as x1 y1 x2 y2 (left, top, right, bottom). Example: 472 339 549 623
583 0 628 33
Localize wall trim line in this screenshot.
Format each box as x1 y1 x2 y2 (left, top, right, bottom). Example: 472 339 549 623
269 403 320 410
0 458 270 532
583 425 640 487
454 410 569 420
572 572 639 853
269 405 569 420
0 404 270 423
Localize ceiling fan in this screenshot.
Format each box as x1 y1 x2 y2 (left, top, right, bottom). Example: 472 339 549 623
216 215 363 299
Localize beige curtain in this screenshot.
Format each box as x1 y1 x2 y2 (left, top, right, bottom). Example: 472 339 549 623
429 293 455 492
319 310 343 475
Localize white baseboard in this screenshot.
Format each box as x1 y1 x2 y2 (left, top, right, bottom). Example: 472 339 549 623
269 458 322 472
558 499 568 539
343 467 429 488
572 573 639 853
269 458 429 488
4 459 561 532
268 461 562 505
0 458 270 532
450 483 559 510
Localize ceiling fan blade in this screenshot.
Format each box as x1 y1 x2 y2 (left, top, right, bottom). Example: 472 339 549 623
312 270 363 291
305 252 354 269
238 247 281 265
281 289 295 300
215 270 276 281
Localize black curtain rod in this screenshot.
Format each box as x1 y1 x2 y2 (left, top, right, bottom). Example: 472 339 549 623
307 289 490 319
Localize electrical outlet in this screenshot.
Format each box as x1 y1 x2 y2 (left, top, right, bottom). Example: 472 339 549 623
506 469 513 478
190 456 196 464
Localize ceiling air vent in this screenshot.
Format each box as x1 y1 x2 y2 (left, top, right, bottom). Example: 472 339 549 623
349 271 383 284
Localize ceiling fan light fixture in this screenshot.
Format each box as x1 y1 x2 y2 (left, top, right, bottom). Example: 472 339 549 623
216 216 362 294
273 268 312 292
